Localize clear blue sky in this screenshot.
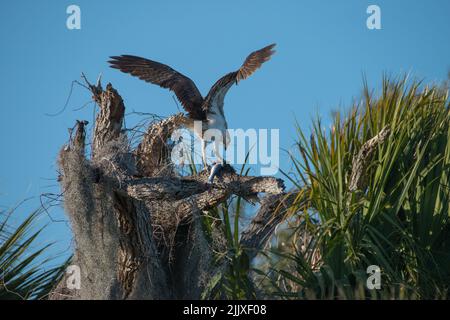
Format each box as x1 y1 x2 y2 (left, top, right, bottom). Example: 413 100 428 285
0 0 449 262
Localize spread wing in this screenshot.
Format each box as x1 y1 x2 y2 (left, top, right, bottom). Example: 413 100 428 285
203 43 276 113
108 55 205 119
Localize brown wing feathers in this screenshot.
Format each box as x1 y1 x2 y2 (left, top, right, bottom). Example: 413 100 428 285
203 43 276 110
108 55 205 119
236 43 276 83
108 44 275 118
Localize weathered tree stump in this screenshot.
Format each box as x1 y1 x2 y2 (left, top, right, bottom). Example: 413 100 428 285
49 79 290 300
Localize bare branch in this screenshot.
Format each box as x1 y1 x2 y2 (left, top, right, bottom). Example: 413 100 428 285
240 191 307 260
127 166 285 221
134 113 185 177
73 120 88 153
91 82 125 156
348 126 391 192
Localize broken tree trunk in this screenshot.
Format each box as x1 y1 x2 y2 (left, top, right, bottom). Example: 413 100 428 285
49 79 287 300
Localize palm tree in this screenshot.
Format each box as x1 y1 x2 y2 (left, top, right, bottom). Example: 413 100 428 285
0 206 67 300
263 76 450 299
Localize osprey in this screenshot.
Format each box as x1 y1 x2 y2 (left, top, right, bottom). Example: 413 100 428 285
108 43 276 168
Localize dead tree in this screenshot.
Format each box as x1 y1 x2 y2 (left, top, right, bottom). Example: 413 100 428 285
49 79 291 300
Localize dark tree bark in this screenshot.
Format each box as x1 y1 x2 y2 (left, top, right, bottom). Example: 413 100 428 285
49 79 288 300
